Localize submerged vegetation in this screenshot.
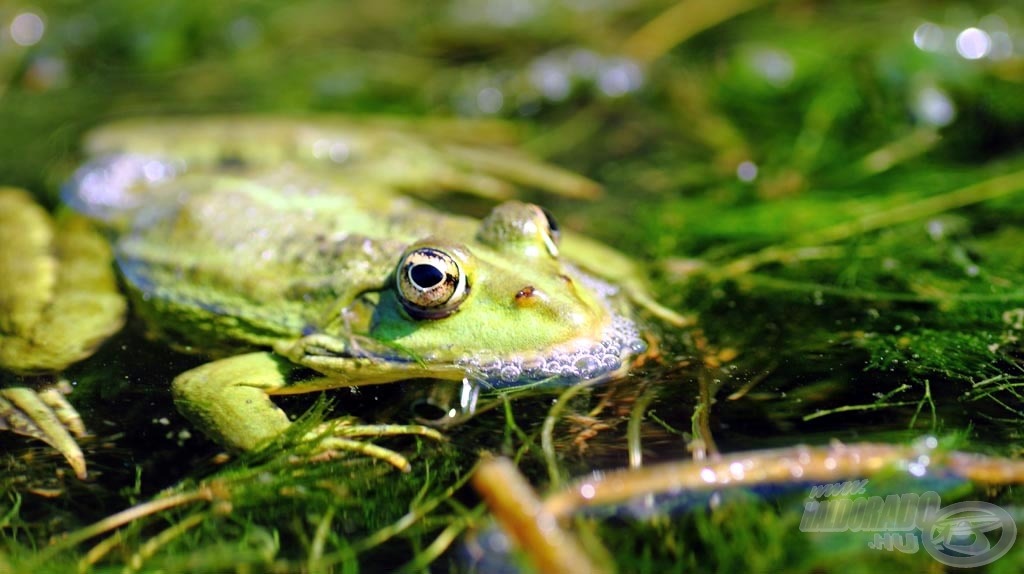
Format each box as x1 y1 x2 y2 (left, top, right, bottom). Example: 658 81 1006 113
3 0 1024 572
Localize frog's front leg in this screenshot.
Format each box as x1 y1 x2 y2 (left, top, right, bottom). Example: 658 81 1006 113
171 351 447 471
274 333 471 386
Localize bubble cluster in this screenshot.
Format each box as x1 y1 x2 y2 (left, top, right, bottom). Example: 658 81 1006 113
458 271 647 389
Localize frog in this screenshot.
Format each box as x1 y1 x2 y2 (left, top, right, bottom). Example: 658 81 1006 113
0 116 684 479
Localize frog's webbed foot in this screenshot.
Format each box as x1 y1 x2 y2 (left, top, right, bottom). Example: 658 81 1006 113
305 420 444 472
0 381 88 479
0 188 127 480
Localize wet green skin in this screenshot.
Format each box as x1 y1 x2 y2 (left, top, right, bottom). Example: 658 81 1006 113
3 117 676 471
118 170 616 367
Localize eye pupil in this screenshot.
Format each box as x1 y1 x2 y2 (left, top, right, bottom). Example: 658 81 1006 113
410 263 445 289
396 246 469 320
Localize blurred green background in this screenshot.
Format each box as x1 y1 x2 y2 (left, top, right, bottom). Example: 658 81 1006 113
3 1 1024 572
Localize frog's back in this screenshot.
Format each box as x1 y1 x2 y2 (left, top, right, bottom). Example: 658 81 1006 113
67 160 476 353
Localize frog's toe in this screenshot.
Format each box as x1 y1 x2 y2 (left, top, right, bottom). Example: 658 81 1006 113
37 380 87 437
309 437 413 473
321 421 444 442
0 385 88 479
304 420 445 472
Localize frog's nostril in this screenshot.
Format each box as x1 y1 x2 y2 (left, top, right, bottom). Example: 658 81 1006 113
514 285 538 307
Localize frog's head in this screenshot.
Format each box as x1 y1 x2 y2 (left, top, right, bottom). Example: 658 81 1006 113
368 201 645 387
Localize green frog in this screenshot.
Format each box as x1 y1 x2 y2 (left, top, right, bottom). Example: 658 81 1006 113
0 116 683 479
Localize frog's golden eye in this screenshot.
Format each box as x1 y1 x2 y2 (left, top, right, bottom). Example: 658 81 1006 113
397 247 468 319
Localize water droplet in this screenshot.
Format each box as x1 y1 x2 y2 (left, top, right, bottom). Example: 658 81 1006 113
580 483 596 499
597 57 643 97
329 141 350 163
529 57 571 101
913 86 955 127
10 12 45 47
956 27 991 60
736 161 758 182
499 364 521 382
575 355 598 373
477 86 504 114
989 30 1014 60
912 22 944 52
750 48 794 87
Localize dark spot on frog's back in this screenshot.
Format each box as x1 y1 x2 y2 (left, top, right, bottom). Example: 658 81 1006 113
218 154 248 170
